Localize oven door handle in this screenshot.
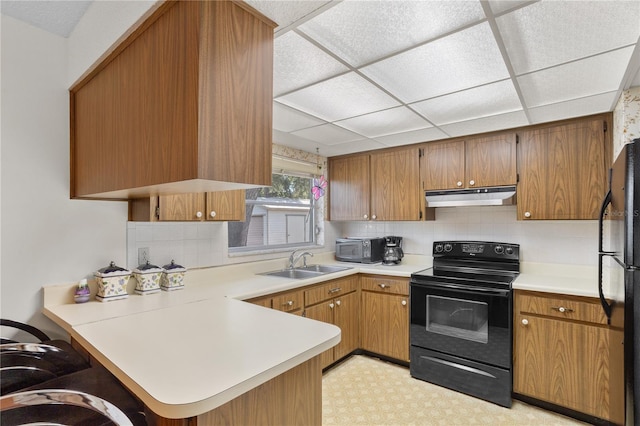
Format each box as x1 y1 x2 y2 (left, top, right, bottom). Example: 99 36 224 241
410 282 510 298
419 356 497 379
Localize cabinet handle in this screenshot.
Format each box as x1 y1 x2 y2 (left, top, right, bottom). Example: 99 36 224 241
210 211 217 218
552 306 574 313
363 214 368 219
524 211 532 218
282 300 294 307
328 287 341 294
329 302 335 309
521 318 529 325
196 211 203 218
456 181 463 187
336 300 341 306
469 180 475 186
378 283 391 289
372 214 377 220
401 300 407 306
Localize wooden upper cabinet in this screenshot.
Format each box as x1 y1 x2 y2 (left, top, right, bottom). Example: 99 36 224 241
328 154 371 221
328 148 425 221
70 1 275 199
421 133 516 191
158 194 206 221
130 190 245 221
517 118 607 220
206 190 245 221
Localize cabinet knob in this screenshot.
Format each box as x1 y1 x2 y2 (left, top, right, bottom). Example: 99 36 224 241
336 300 341 306
552 306 574 313
521 318 529 325
363 214 368 219
196 211 203 218
372 214 377 220
401 300 407 306
469 180 475 186
210 211 217 218
283 300 293 307
329 302 335 309
524 211 532 218
456 181 463 187
378 283 388 289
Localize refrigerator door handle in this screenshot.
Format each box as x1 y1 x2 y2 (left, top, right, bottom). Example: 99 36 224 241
598 186 613 322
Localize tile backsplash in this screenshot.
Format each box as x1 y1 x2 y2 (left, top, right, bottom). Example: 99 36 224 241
339 206 598 266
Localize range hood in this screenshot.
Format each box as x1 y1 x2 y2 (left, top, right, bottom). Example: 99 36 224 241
425 186 516 208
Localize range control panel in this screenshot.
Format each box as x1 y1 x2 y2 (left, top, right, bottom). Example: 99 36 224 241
433 241 519 261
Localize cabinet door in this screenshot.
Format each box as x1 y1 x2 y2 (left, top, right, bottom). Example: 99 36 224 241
158 193 205 221
518 119 606 220
361 291 409 362
272 290 304 314
206 190 245 221
328 155 370 221
465 133 517 188
513 313 614 420
304 302 335 369
421 140 465 190
370 148 422 221
333 291 359 360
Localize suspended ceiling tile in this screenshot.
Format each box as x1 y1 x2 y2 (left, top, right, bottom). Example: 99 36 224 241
291 123 364 145
244 0 332 31
321 139 387 157
487 0 532 16
334 106 431 138
496 0 640 75
273 129 324 154
273 101 326 133
274 32 349 97
410 80 522 126
298 0 484 67
518 47 634 108
528 92 619 124
374 127 449 147
276 72 401 122
361 23 510 104
439 111 528 137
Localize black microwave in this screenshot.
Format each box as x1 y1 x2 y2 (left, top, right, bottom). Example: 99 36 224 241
335 237 385 263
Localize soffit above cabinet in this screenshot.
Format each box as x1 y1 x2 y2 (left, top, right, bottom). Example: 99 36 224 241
4 0 640 158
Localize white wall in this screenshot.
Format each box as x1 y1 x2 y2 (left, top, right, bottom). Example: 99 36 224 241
1 15 128 338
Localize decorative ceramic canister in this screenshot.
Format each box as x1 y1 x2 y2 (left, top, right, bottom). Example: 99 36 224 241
161 260 186 291
94 261 131 302
133 261 163 295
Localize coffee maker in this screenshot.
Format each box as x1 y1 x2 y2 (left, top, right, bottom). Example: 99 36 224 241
383 236 404 265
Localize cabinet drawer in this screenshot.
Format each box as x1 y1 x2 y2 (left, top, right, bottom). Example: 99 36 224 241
515 291 608 325
360 275 409 296
272 290 304 313
305 276 358 306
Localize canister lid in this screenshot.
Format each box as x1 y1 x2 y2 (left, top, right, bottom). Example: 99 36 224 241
162 260 186 272
95 261 131 277
134 261 162 274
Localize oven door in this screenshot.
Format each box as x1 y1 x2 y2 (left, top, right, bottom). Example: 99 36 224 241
410 281 511 369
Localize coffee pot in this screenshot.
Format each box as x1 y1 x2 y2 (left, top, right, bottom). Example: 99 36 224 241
383 236 404 265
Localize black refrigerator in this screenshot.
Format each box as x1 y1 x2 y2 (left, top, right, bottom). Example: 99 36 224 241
599 138 639 425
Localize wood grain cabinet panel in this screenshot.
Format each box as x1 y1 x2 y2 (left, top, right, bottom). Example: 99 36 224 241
513 290 624 424
130 190 245 221
421 141 465 190
70 1 275 199
361 291 409 362
205 190 246 221
360 276 409 296
517 118 607 220
329 148 425 221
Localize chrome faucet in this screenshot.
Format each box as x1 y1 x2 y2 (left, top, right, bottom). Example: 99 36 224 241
289 250 313 269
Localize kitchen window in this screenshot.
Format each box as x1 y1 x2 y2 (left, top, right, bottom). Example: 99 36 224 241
228 171 319 252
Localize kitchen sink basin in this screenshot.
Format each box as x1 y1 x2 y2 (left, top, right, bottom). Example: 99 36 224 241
260 264 352 279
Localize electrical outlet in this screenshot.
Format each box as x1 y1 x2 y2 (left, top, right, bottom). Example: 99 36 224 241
138 247 150 265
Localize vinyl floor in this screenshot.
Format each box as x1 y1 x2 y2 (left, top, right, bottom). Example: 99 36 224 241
322 355 587 426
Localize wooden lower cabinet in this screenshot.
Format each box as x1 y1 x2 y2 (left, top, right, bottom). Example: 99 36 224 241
360 276 409 362
247 288 304 315
513 290 624 424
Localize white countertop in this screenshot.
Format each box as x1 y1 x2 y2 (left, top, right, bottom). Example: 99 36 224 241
43 252 430 419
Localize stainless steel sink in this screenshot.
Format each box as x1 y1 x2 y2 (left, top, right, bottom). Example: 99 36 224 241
260 264 352 279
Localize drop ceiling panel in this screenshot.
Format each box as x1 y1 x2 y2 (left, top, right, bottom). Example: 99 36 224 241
321 139 387 157
298 0 485 67
276 72 401 122
361 23 510 103
440 110 528 137
410 80 522 125
497 0 640 74
487 0 532 16
374 127 449 147
244 0 333 31
528 91 619 124
518 47 634 108
273 101 326 133
335 107 431 138
291 123 363 145
274 32 349 97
